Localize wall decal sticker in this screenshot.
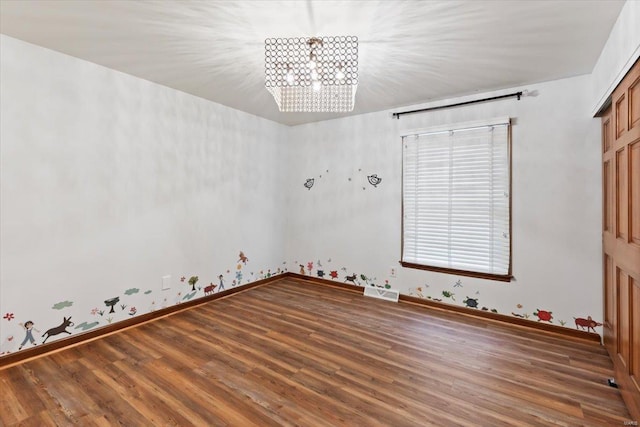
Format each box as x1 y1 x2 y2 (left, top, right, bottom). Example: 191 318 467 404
187 276 199 292
441 290 455 301
124 288 140 295
204 283 217 295
359 274 378 287
344 274 359 285
42 316 74 343
317 270 325 278
463 297 478 308
144 290 152 295
304 178 314 190
329 270 338 280
18 321 40 350
235 270 243 285
299 265 305 275
533 309 553 323
75 321 100 331
52 301 73 310
512 304 530 319
574 316 602 332
307 261 314 274
238 251 249 264
180 276 186 282
218 274 226 291
3 313 14 321
90 308 99 316
104 297 120 313
129 307 137 316
454 280 463 288
367 174 382 187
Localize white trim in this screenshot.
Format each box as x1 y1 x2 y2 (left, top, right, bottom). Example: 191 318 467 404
591 46 640 117
400 117 511 138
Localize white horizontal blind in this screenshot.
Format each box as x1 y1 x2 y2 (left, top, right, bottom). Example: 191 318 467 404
402 121 510 276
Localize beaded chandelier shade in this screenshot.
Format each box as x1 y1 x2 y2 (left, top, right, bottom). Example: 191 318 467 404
264 36 358 112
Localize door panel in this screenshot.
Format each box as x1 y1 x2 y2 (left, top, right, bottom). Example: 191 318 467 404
631 139 640 246
631 279 640 394
603 116 612 153
616 148 628 240
604 160 612 231
617 268 630 369
631 76 640 131
617 93 628 138
604 253 616 350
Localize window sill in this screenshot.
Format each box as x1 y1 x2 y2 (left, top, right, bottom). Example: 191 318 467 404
399 261 513 282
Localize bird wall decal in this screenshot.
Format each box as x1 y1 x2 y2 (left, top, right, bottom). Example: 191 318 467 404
304 178 314 190
367 174 382 187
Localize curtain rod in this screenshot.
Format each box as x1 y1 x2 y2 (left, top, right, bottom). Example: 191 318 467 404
391 91 524 119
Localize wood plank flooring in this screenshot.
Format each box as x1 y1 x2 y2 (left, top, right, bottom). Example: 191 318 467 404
0 278 632 426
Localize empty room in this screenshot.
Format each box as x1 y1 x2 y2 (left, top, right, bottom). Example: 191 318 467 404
1 0 639 425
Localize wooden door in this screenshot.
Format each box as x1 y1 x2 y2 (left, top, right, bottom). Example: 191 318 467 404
602 57 640 421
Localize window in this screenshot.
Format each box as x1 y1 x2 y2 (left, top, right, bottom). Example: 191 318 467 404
401 118 512 281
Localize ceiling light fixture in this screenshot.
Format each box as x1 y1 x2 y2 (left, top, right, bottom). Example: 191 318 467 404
265 36 358 112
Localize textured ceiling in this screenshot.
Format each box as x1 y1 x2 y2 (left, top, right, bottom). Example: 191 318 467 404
0 0 625 126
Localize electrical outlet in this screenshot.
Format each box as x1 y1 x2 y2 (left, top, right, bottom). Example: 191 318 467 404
162 275 171 290
390 267 397 278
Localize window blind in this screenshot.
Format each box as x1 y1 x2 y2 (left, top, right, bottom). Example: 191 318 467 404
402 119 511 277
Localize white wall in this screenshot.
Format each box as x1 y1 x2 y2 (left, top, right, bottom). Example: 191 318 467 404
591 0 640 114
285 75 603 328
0 35 288 353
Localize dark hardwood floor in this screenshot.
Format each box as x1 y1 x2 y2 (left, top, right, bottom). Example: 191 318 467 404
0 278 632 426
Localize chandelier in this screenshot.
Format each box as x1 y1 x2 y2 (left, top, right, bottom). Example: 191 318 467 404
264 36 358 112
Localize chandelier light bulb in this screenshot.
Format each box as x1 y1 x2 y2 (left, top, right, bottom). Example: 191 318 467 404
312 80 322 92
285 67 295 85
307 53 317 70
